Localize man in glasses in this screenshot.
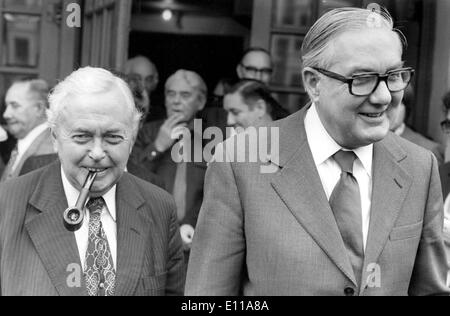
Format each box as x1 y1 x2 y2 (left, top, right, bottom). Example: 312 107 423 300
236 48 273 85
186 7 449 296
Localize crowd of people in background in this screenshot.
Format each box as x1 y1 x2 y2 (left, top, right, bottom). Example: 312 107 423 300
0 6 450 296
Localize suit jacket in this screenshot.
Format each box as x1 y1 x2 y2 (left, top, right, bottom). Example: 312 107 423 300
440 162 450 199
0 157 4 179
19 154 167 191
2 128 55 180
131 120 207 227
0 162 185 296
186 107 450 296
401 126 444 165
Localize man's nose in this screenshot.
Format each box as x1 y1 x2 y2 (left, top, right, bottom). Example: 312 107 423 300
88 138 106 161
3 106 12 120
369 80 392 106
227 113 236 127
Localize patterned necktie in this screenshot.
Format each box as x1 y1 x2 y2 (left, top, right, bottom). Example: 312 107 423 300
1 145 18 182
84 197 116 296
330 150 364 287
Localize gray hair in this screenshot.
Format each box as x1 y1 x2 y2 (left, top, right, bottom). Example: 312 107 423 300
301 7 406 70
12 78 50 109
48 67 142 137
165 69 207 103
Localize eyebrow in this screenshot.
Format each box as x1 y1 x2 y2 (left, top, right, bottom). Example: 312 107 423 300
348 62 406 75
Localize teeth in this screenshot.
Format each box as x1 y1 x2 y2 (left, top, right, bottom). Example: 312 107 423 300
87 168 106 173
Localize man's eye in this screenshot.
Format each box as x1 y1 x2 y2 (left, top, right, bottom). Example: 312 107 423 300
181 93 192 99
105 135 124 144
73 134 91 142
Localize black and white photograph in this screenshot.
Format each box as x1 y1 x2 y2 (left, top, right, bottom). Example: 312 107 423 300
0 0 449 302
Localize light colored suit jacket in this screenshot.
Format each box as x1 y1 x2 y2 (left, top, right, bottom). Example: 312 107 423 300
3 128 55 180
186 107 450 296
0 162 185 296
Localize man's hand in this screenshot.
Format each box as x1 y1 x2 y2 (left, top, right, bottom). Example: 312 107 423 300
180 224 195 250
154 114 186 152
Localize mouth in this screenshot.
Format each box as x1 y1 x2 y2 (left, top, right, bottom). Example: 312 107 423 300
358 111 386 123
84 167 109 176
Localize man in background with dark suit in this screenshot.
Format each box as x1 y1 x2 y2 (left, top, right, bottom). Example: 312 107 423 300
131 70 208 250
0 67 185 296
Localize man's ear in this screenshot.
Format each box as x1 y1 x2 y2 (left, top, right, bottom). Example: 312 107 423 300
254 99 267 118
303 67 321 103
51 130 59 153
236 64 244 79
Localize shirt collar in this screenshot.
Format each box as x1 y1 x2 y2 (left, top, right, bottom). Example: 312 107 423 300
17 123 49 154
61 167 117 221
305 104 373 178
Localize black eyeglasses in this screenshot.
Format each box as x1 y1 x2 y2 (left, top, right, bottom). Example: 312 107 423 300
240 64 273 76
312 67 415 97
441 119 450 134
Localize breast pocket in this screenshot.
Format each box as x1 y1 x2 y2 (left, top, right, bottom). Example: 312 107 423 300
137 272 167 296
389 221 423 241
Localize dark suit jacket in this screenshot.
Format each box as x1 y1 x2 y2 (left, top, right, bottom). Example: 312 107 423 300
0 162 185 296
20 154 166 191
186 107 449 296
131 120 207 227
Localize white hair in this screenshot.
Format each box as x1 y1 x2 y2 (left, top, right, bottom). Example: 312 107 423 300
48 66 142 137
165 69 207 103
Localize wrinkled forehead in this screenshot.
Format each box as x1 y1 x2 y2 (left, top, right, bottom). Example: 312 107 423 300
166 76 198 93
326 28 403 72
130 61 156 77
59 90 133 121
242 51 271 67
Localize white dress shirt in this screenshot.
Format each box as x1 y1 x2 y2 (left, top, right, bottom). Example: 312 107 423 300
304 104 374 250
12 123 49 172
61 169 117 270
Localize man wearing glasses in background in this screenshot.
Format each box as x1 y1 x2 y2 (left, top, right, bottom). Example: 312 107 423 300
236 48 273 85
186 7 449 296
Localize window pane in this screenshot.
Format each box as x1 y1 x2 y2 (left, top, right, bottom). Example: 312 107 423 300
273 0 314 29
2 0 43 11
2 14 40 67
271 35 303 88
318 0 362 16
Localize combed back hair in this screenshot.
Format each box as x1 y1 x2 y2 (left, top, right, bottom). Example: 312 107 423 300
165 69 208 102
227 79 289 121
12 77 50 109
301 7 407 70
48 67 142 137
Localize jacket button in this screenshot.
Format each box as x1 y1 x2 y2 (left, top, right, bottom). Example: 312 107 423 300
344 287 355 296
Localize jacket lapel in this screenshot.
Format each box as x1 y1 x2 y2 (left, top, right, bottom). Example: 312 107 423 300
362 136 411 285
270 108 357 285
26 162 86 296
114 174 149 296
